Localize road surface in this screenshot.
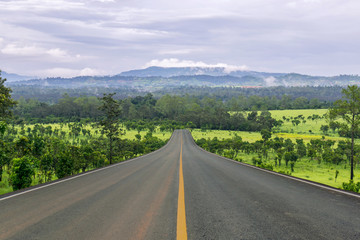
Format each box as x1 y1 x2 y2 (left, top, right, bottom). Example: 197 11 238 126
1 129 360 239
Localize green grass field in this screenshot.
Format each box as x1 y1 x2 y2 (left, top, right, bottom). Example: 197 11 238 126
193 109 360 190
234 152 360 189
13 123 172 142
270 109 328 135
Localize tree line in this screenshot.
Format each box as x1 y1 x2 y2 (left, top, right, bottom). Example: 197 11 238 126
13 93 283 131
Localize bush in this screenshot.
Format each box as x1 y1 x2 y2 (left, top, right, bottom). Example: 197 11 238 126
10 156 35 191
258 163 274 171
278 170 292 176
342 180 360 193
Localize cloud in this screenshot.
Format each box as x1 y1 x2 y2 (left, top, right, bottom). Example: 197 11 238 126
264 76 277 86
36 67 102 78
158 49 199 55
144 58 249 72
1 43 83 62
1 0 360 77
92 0 115 2
1 44 43 56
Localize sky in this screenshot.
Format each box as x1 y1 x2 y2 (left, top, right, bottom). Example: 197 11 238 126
0 0 359 78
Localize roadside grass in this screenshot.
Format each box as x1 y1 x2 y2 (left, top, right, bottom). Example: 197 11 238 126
190 129 261 142
234 151 360 189
193 109 360 190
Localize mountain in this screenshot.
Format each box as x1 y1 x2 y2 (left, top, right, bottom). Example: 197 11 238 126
119 66 286 78
4 67 360 89
0 71 34 82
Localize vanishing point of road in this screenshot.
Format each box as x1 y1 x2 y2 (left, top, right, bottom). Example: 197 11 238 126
1 130 360 239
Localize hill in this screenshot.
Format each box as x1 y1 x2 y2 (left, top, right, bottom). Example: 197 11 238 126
4 67 360 89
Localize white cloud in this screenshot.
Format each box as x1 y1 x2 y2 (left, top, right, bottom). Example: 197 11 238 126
0 0 84 12
159 49 198 55
1 44 43 56
1 43 83 62
93 0 115 2
1 0 360 76
46 48 68 58
36 67 101 78
264 76 277 86
144 58 249 72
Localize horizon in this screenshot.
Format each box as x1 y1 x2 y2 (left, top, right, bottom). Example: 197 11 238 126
2 64 360 80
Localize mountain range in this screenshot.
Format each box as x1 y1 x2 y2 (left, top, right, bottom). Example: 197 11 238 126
3 67 360 89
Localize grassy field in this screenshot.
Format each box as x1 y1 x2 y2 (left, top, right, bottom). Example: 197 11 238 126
13 123 172 142
193 109 360 190
234 152 360 189
271 109 328 134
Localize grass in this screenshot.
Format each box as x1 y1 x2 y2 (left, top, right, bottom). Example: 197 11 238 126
191 129 262 142
270 109 329 135
194 109 360 190
235 152 360 189
12 123 171 142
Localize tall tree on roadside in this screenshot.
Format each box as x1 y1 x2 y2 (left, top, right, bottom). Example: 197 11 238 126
329 85 360 180
0 70 16 182
98 93 122 164
0 70 17 121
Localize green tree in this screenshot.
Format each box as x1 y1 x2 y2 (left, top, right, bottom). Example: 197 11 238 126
296 139 307 159
260 129 272 142
284 151 298 171
329 85 360 180
40 152 54 182
98 93 122 164
10 156 35 190
0 70 17 121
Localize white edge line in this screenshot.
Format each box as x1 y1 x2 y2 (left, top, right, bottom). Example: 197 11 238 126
186 130 360 200
0 132 177 202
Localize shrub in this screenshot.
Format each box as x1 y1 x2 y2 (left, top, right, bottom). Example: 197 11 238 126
10 156 35 191
342 180 360 193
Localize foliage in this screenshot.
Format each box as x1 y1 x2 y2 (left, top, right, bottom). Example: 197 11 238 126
98 93 123 164
329 85 360 180
0 71 17 120
9 156 35 190
342 180 360 193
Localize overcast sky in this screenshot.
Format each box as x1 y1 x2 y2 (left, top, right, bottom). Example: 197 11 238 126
0 0 359 77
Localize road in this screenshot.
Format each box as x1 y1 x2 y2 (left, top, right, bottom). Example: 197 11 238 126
1 129 360 239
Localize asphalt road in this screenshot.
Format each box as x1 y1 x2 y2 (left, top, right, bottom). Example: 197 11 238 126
1 129 360 240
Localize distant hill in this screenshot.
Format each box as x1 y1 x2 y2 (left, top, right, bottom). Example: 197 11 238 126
4 67 360 89
1 71 34 82
119 66 286 78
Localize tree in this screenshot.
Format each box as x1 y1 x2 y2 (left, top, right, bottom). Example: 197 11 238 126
296 139 307 159
329 85 360 180
261 129 272 142
0 70 17 121
98 93 122 164
320 125 329 135
284 151 298 171
10 156 35 190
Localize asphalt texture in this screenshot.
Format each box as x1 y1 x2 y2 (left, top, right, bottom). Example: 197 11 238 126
1 129 360 240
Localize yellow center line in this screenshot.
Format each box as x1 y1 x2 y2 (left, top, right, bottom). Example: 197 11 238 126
177 133 188 240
